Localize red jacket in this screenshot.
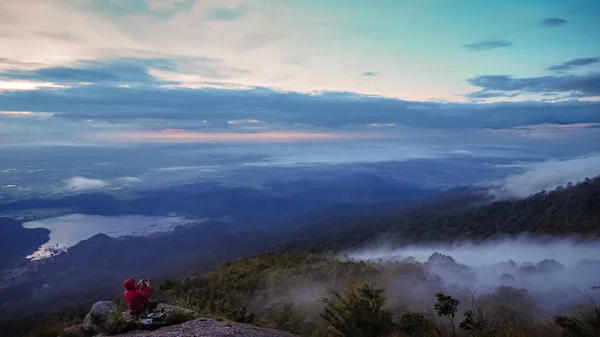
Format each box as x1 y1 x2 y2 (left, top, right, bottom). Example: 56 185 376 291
124 279 152 313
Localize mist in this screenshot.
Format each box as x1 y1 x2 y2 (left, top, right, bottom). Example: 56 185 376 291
343 237 600 315
490 154 600 198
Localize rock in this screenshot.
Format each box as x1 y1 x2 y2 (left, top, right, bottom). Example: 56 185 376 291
82 301 117 334
58 323 87 337
98 318 296 337
63 323 84 333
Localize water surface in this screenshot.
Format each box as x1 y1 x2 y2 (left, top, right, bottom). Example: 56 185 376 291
23 214 191 259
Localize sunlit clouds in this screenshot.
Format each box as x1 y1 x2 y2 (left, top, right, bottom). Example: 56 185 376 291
0 80 68 91
2 1 597 100
88 129 380 144
0 0 599 161
0 111 55 118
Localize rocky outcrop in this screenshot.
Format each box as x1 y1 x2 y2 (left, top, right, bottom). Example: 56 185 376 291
59 323 87 337
72 301 295 336
83 301 117 334
101 318 296 337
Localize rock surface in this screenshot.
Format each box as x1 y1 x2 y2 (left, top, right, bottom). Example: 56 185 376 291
83 301 117 334
100 318 296 337
120 303 193 325
58 323 87 337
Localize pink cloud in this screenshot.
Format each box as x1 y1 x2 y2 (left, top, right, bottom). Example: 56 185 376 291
89 129 378 143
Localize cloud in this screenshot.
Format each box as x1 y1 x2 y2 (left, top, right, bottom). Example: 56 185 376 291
546 57 600 73
2 84 600 131
450 150 474 156
541 18 567 27
145 0 195 13
462 40 512 51
227 119 261 124
347 237 600 307
209 6 247 20
118 176 142 183
465 90 520 99
88 129 375 144
0 57 255 89
64 176 108 191
0 111 55 118
1 59 170 85
0 80 68 91
467 73 600 97
362 72 378 77
0 0 368 97
490 154 600 198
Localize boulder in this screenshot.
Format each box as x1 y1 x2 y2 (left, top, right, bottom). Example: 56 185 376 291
58 323 87 337
82 301 117 334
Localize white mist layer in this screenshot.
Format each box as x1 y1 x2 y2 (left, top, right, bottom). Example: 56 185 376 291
491 154 600 198
346 238 600 311
347 237 600 267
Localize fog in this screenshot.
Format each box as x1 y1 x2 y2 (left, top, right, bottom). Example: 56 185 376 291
491 154 600 198
344 237 600 315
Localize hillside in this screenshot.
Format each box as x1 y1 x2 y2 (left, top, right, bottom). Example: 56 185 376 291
3 177 600 336
2 176 599 321
286 176 600 250
9 252 600 337
0 217 49 268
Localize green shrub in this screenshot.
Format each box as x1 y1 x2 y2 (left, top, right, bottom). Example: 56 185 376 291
396 311 434 337
228 306 256 324
320 283 393 337
104 312 139 335
164 309 196 326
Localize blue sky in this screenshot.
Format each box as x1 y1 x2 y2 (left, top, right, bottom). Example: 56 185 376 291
0 0 599 161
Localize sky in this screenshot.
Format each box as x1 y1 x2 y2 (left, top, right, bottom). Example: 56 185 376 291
0 0 599 196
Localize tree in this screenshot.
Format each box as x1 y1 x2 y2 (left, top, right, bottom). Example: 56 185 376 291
320 283 393 337
554 288 600 337
397 311 434 337
434 292 460 337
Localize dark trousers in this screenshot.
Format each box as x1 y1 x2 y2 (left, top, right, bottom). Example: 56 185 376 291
130 300 159 316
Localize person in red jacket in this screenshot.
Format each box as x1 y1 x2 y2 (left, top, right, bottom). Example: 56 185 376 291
123 278 154 315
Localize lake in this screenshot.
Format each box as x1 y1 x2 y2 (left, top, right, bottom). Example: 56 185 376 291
22 214 192 259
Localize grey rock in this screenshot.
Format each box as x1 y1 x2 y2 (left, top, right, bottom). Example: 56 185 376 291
99 318 296 337
82 301 117 334
57 323 87 337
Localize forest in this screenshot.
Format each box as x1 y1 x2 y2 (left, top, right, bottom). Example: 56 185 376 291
285 177 600 251
6 251 600 336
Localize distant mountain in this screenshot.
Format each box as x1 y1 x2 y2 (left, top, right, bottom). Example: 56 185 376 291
0 174 435 228
0 217 49 269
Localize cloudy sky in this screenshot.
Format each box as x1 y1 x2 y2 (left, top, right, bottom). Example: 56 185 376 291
0 0 599 186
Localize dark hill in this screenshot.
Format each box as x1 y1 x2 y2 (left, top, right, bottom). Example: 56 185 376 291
0 217 49 268
286 176 600 250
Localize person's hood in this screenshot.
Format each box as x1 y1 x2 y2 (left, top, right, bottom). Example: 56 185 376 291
124 278 135 291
